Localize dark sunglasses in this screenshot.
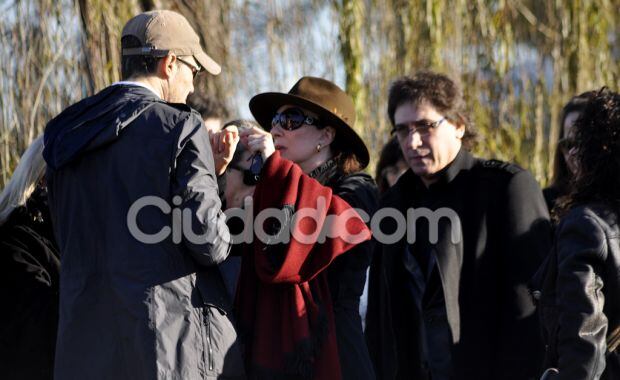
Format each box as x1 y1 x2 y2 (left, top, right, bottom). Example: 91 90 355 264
230 153 264 186
177 57 200 78
391 117 445 138
271 107 322 131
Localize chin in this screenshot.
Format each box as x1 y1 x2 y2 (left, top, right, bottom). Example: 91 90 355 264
409 163 432 177
280 150 293 161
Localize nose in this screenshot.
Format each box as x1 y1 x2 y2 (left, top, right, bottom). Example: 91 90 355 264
406 130 423 149
270 123 283 138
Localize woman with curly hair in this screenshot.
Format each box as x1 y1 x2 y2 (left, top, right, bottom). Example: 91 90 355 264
543 91 596 211
537 88 620 380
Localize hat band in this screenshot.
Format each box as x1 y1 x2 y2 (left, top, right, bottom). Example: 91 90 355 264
122 46 170 57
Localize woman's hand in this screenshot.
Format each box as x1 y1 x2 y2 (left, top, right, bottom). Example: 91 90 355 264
210 125 239 176
239 126 275 160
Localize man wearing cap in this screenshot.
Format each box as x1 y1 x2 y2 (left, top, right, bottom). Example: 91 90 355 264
43 10 244 379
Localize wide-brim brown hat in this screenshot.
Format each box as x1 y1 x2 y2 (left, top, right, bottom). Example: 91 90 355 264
249 76 369 169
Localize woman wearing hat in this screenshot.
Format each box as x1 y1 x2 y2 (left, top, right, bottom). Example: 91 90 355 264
234 77 378 379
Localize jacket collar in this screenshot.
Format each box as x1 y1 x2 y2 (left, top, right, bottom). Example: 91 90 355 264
308 158 339 186
433 148 476 186
395 148 476 195
111 82 162 100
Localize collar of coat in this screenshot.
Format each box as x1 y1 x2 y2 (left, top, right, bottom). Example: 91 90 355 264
397 148 476 194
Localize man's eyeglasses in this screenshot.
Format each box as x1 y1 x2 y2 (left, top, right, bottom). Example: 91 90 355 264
229 153 264 186
271 107 322 131
392 117 446 139
177 57 201 78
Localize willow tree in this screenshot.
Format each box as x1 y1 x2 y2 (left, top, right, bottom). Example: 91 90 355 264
335 0 368 154
346 0 619 184
0 0 88 186
77 0 141 94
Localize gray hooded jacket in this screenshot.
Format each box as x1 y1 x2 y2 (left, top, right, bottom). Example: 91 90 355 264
43 84 244 380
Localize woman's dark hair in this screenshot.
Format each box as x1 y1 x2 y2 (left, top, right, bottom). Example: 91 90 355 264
549 91 597 196
120 36 162 80
387 71 477 149
223 119 262 168
556 87 620 219
330 136 363 175
375 136 405 194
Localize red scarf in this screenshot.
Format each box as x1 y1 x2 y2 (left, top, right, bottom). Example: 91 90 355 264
235 152 371 379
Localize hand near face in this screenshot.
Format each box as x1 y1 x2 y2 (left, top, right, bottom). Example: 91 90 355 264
239 126 275 160
210 125 239 176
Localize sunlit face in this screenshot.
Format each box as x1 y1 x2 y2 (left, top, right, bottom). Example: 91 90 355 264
563 111 580 138
167 55 197 104
562 111 581 176
270 105 331 172
394 101 464 186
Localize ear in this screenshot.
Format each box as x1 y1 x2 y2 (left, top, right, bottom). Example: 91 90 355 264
454 121 466 139
319 126 336 146
158 54 176 79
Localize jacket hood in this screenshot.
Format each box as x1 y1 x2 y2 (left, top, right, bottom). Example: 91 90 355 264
43 85 162 170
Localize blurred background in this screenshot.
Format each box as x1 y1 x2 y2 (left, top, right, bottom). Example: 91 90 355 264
0 0 618 188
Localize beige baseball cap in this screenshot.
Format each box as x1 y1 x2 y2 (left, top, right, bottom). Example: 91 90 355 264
122 10 221 75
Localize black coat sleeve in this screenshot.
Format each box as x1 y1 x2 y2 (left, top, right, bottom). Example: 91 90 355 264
553 211 608 380
171 115 231 266
496 169 552 378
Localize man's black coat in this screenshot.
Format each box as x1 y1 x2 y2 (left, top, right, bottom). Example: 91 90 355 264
366 149 552 380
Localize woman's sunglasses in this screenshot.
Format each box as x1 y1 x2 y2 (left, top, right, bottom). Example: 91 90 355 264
271 107 322 131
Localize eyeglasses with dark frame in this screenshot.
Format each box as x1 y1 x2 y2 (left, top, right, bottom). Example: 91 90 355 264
176 57 201 78
271 107 323 131
391 117 446 139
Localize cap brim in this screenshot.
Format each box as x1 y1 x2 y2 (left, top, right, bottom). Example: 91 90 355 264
195 51 221 75
249 92 370 169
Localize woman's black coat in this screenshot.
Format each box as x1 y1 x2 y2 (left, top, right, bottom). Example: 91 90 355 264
311 160 379 380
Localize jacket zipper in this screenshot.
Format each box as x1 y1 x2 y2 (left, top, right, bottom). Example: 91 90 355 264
204 308 214 372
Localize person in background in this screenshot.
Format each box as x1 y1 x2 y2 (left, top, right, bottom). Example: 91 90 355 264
0 136 59 380
366 71 551 380
358 136 408 332
543 91 596 211
235 76 378 379
375 136 408 195
188 93 229 134
217 119 262 299
536 88 620 380
221 119 262 210
43 10 244 379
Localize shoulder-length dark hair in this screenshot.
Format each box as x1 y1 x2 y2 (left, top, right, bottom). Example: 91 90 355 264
330 136 363 175
375 136 404 194
549 91 597 196
556 88 620 219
